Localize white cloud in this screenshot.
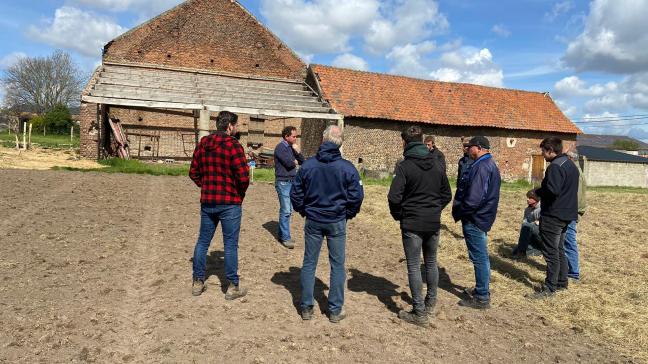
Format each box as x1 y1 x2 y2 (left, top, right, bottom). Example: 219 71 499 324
554 99 578 118
260 0 380 55
27 7 126 58
386 41 436 77
71 0 183 17
332 53 369 71
429 47 503 87
491 24 511 38
0 52 27 69
545 1 573 22
364 0 448 54
554 73 648 114
563 0 648 73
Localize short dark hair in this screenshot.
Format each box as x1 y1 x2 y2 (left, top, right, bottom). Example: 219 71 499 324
526 189 540 201
424 135 435 143
540 137 563 154
401 126 423 144
216 111 238 131
282 126 297 139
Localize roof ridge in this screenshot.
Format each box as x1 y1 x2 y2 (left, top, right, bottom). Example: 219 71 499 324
311 63 548 96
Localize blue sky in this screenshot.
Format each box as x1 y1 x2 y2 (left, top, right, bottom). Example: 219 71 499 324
1 0 648 141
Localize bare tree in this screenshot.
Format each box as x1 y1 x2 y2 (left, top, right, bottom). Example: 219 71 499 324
2 50 86 113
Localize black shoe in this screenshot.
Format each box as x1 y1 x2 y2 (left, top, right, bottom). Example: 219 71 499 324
398 309 429 327
458 296 490 309
526 286 555 299
510 250 526 260
301 306 314 320
329 309 346 323
527 248 542 257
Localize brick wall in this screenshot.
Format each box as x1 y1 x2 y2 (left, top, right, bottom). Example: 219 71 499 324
342 118 577 181
79 102 100 158
103 0 305 80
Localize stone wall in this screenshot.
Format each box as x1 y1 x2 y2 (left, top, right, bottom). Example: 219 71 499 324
342 117 577 181
583 160 648 187
79 102 100 159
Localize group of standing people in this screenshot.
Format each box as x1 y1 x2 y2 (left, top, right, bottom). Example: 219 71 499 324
187 111 584 327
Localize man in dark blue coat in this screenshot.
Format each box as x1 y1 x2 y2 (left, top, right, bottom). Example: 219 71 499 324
273 126 304 248
452 136 501 309
530 137 579 299
290 125 364 323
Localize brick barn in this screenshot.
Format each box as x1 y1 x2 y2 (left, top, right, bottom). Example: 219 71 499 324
80 0 581 183
79 0 340 161
308 65 581 181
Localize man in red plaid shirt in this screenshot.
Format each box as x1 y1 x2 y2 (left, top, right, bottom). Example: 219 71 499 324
189 111 250 300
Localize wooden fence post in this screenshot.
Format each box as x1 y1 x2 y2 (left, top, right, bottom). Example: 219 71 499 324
22 122 26 150
28 123 32 149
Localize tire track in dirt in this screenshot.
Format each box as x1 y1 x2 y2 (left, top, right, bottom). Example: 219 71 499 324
109 175 167 361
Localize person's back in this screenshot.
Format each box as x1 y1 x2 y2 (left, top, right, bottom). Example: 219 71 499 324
538 154 579 221
292 142 363 223
389 148 451 232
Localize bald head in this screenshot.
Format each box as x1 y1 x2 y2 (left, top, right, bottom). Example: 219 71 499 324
323 125 343 146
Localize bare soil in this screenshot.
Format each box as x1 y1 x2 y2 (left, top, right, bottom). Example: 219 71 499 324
0 169 641 363
0 146 102 170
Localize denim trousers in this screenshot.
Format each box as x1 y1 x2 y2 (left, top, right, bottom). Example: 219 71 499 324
402 229 440 314
462 221 491 301
514 221 543 254
539 216 569 292
192 203 242 285
563 220 580 279
300 219 346 314
275 180 293 241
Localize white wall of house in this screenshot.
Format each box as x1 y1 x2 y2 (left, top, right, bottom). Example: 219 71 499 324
583 160 648 188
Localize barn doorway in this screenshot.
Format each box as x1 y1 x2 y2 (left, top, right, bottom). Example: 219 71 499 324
531 155 545 185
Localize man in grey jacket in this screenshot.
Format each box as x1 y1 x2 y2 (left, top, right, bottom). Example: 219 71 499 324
511 190 543 258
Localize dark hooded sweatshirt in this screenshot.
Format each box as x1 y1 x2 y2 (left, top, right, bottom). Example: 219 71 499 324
388 142 453 232
290 142 364 223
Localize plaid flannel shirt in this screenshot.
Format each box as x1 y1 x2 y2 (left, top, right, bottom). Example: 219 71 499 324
189 132 250 204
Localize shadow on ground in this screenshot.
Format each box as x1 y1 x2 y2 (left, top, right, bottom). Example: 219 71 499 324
271 266 329 314
262 221 280 242
347 268 405 313
204 250 229 293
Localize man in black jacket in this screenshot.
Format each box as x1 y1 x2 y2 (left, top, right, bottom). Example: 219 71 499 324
388 126 452 326
531 137 579 299
424 135 447 172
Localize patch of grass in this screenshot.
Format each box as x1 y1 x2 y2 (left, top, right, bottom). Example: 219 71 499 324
0 132 79 149
53 158 189 176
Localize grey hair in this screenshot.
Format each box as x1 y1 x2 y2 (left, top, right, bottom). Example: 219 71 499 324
566 150 578 160
322 125 343 146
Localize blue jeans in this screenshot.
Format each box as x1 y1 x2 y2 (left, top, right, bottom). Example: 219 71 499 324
514 221 543 254
275 180 293 241
462 222 491 301
192 204 242 285
563 220 580 279
300 219 347 314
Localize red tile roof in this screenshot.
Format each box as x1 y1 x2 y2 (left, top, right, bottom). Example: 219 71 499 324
311 65 581 134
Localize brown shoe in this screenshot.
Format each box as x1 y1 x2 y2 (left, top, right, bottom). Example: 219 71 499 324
192 279 206 296
224 282 248 300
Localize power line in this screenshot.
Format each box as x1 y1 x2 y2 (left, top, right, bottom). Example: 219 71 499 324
573 114 648 120
574 116 648 124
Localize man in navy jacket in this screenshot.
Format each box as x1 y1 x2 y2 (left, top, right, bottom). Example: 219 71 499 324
290 125 364 323
273 126 304 248
452 136 501 309
530 137 579 299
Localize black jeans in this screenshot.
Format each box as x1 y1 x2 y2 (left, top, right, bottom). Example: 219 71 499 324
539 216 569 292
402 229 440 314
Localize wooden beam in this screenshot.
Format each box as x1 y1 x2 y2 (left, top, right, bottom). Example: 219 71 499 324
82 96 343 120
199 109 210 140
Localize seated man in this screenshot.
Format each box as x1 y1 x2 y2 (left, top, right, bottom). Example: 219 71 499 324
511 190 543 258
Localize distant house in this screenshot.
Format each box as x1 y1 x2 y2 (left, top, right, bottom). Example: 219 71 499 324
577 134 648 156
577 146 648 188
